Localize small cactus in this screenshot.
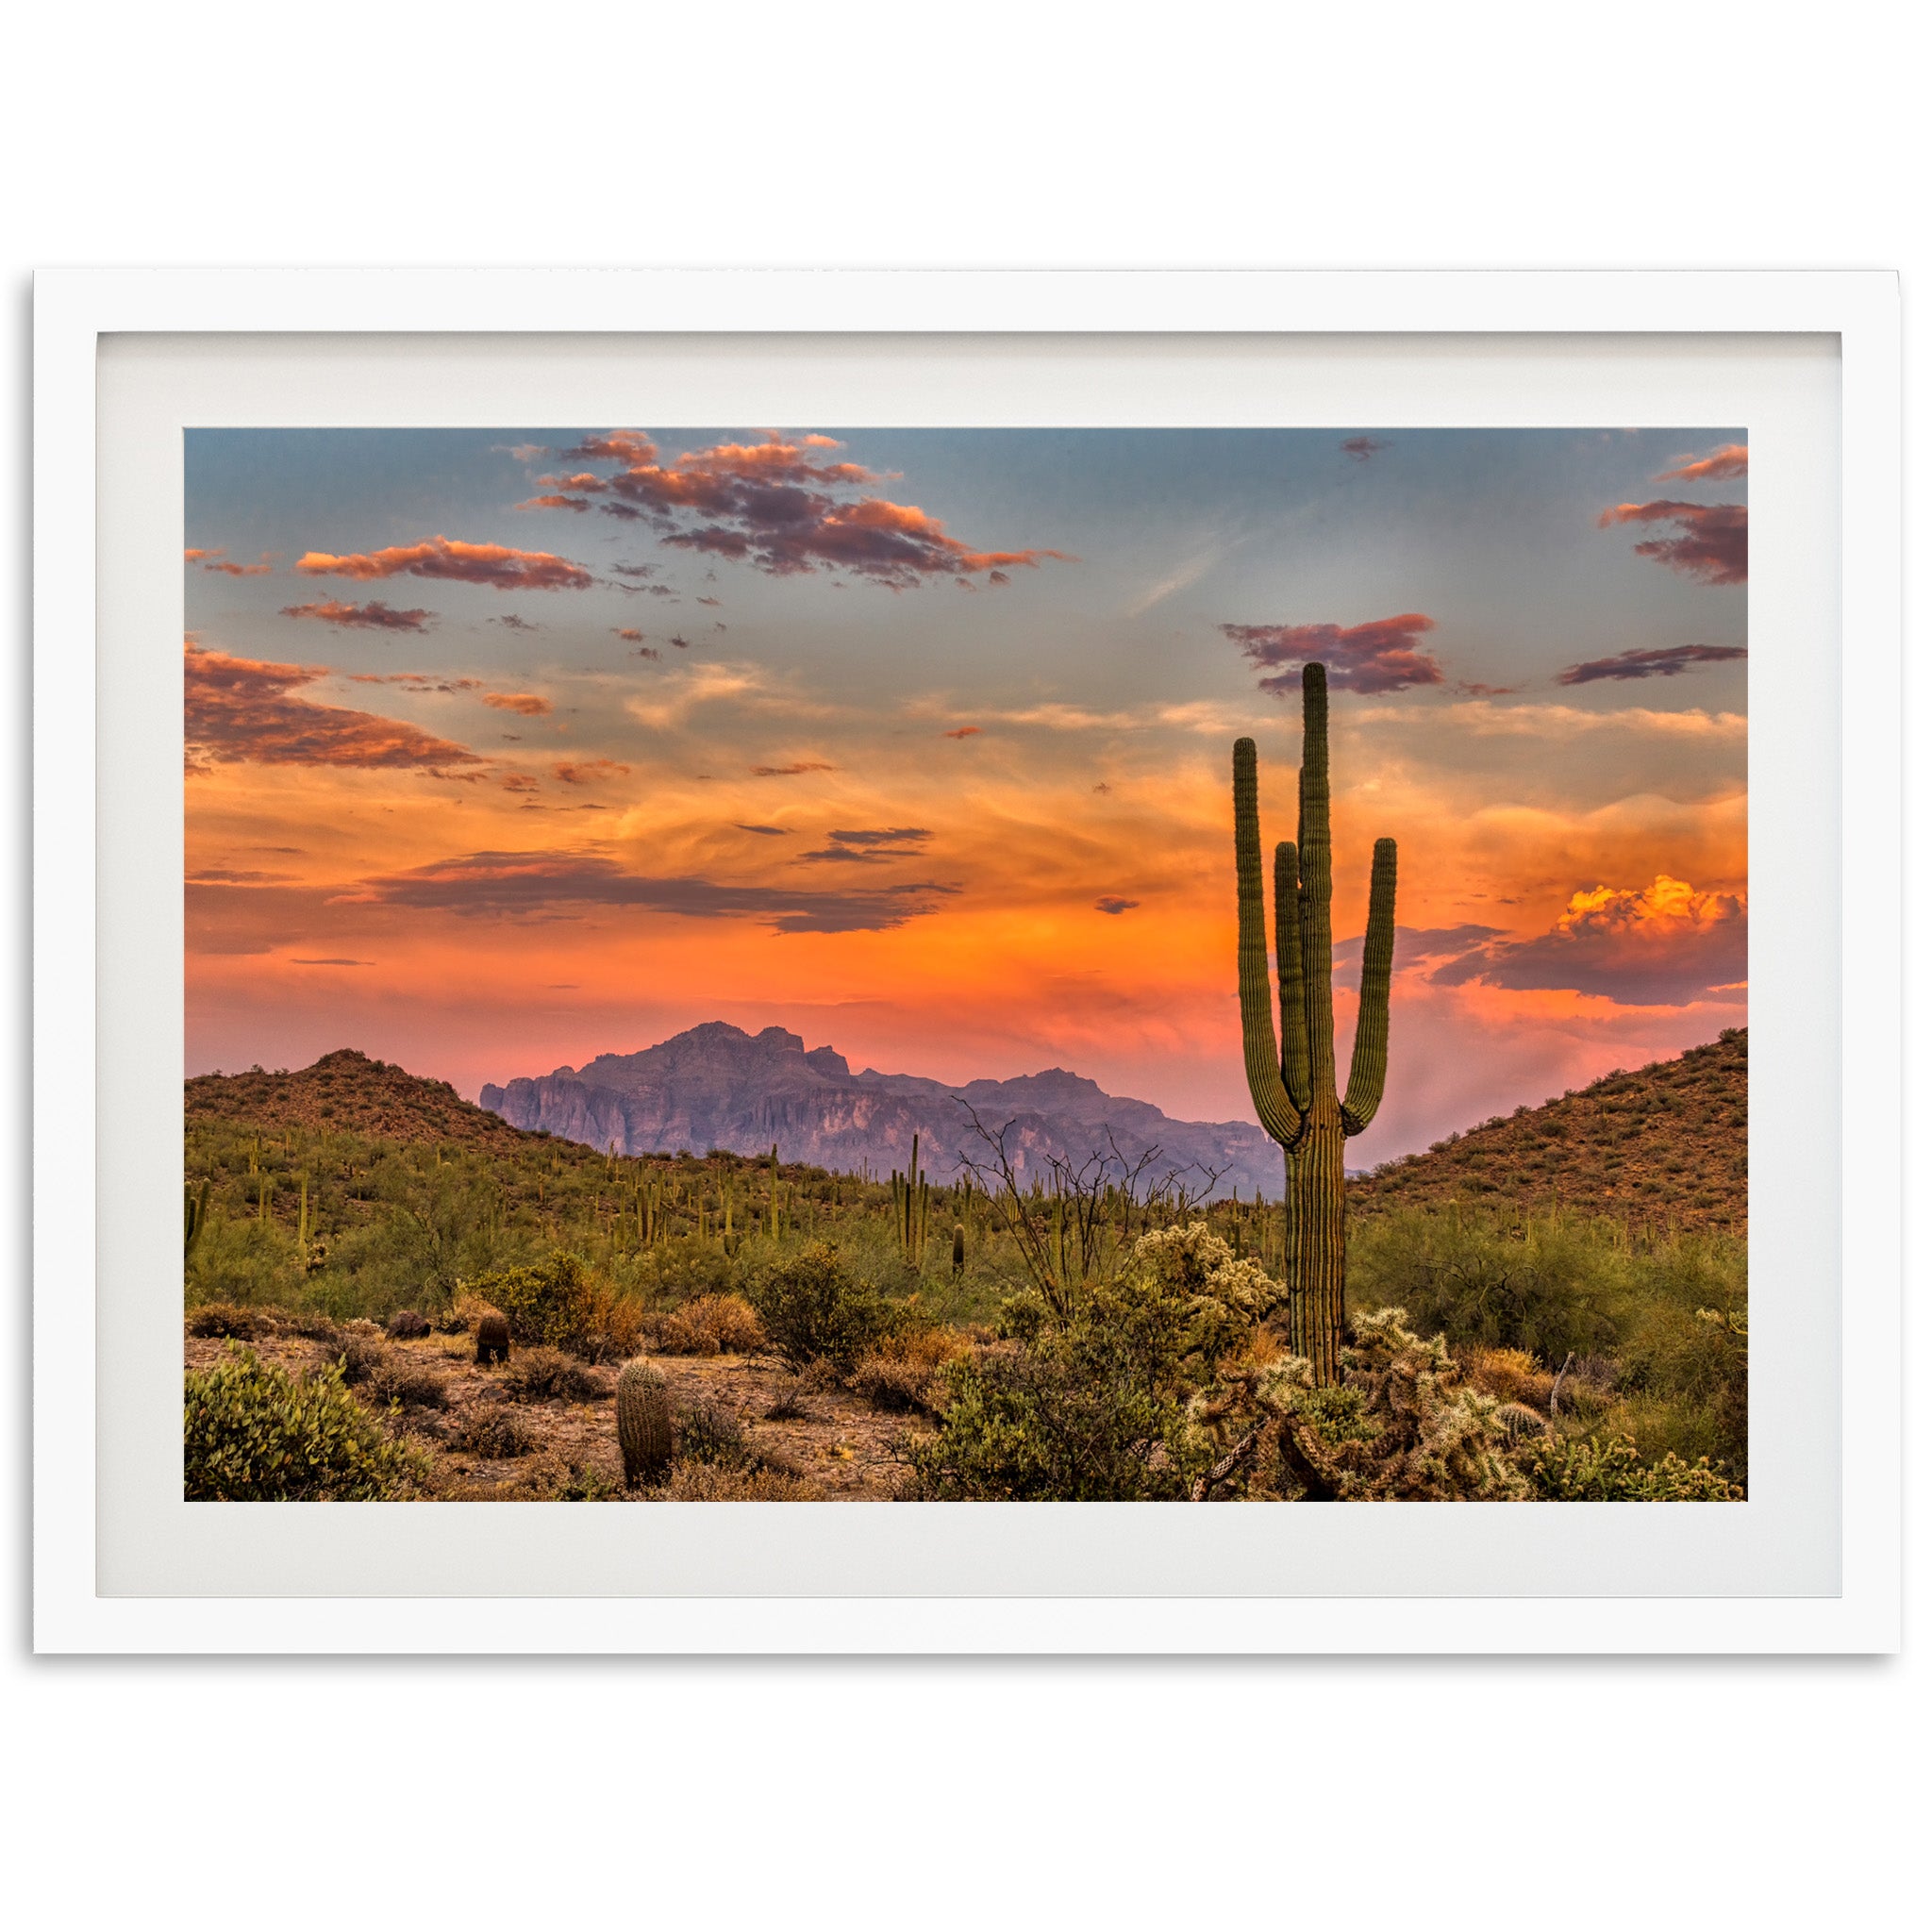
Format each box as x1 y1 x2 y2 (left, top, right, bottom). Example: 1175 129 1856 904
617 1359 676 1488
475 1311 510 1365
952 1222 966 1276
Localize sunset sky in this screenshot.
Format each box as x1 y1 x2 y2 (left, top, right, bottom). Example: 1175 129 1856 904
185 425 1747 1166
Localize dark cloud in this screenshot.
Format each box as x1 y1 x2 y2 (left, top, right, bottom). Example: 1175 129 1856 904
797 831 928 865
341 849 958 935
1220 612 1444 695
546 430 1072 590
280 599 436 632
1597 500 1747 584
1557 643 1747 686
348 673 481 693
289 958 371 967
491 613 541 631
1340 436 1389 460
750 760 835 778
1425 880 1745 1006
828 827 928 848
295 535 592 591
1656 443 1747 483
1094 896 1139 915
185 644 484 774
735 824 791 836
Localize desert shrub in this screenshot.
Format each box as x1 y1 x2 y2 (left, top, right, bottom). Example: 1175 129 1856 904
185 1346 423 1500
552 1459 625 1500
650 1292 768 1357
469 1250 599 1352
850 1352 940 1413
501 1346 608 1404
1524 1432 1741 1500
363 1354 450 1410
910 1223 1284 1501
186 1301 278 1340
675 1398 748 1467
662 1461 824 1502
451 1406 538 1458
745 1241 896 1367
319 1320 388 1385
1464 1346 1555 1411
1348 1208 1617 1362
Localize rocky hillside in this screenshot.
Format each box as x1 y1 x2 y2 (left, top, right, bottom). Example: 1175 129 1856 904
187 1049 541 1149
1350 1029 1746 1235
481 1021 1285 1195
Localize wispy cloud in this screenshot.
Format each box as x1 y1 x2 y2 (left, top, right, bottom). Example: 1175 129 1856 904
295 535 592 591
1656 443 1747 483
185 643 483 774
280 598 434 632
1122 541 1227 618
1557 643 1746 687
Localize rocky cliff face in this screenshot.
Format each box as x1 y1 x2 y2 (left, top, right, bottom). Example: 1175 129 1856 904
480 1022 1285 1197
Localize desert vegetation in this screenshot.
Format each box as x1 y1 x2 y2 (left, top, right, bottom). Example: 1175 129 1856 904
183 1032 1744 1501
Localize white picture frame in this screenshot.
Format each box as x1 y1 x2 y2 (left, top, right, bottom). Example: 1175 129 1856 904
34 268 1902 1653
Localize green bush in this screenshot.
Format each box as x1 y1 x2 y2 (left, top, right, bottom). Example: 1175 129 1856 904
744 1241 896 1367
184 1346 423 1500
470 1249 597 1351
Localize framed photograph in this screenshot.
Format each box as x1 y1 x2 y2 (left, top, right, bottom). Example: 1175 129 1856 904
34 270 1900 1652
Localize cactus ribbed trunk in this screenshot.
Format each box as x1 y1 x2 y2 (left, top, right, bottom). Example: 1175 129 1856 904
1233 662 1398 1385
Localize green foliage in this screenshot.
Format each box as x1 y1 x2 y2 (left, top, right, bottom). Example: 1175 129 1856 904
471 1249 596 1351
1347 1203 1747 1479
744 1241 897 1367
1524 1432 1742 1500
909 1222 1273 1501
184 1346 423 1500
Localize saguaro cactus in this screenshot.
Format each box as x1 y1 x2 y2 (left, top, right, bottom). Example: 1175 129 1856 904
1233 661 1398 1383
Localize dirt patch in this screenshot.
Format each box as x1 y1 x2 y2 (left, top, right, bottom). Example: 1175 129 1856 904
184 1328 925 1500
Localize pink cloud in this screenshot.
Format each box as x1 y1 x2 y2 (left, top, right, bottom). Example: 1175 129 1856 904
1557 643 1746 686
1220 612 1444 695
1597 500 1747 585
548 430 1072 590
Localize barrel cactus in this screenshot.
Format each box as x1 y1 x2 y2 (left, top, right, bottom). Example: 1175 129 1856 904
475 1311 510 1366
617 1359 676 1488
1232 660 1398 1384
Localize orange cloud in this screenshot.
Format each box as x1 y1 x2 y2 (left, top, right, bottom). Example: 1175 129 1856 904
295 535 592 591
349 673 482 693
483 691 554 717
943 725 981 739
1429 874 1744 1006
1597 500 1746 585
281 598 435 632
750 760 836 778
1656 443 1747 483
190 548 276 576
185 644 484 774
513 494 592 513
553 758 631 785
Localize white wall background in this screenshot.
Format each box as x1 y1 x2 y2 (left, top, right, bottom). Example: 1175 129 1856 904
4 6 1919 1925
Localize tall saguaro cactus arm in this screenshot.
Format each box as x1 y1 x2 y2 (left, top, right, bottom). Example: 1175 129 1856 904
1233 738 1306 1147
1341 837 1399 1135
1274 840 1312 1111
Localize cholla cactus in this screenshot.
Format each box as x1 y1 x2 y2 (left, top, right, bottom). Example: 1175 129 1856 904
1131 1220 1284 1370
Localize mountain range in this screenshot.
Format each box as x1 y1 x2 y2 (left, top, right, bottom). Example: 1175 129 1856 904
480 1022 1287 1196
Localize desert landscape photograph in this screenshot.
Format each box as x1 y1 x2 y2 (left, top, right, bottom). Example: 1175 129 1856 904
182 423 1748 1503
